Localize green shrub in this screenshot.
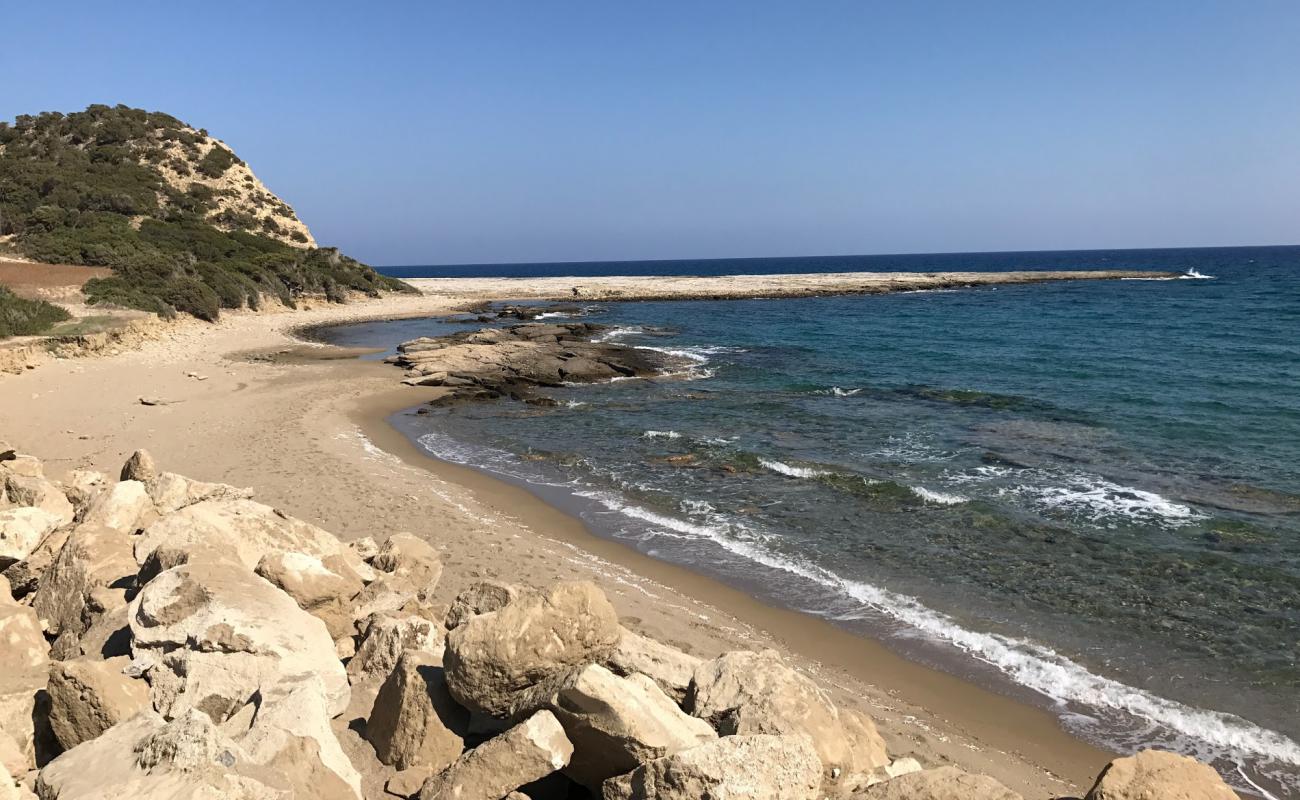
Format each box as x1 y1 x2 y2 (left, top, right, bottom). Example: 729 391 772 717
196 145 239 178
0 286 72 338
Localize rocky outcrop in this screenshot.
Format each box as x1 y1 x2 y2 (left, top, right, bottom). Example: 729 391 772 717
602 733 823 800
444 581 622 717
417 710 573 800
389 323 677 405
1085 750 1238 800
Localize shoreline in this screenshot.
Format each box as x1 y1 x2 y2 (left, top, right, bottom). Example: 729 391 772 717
0 271 1193 797
347 383 1117 786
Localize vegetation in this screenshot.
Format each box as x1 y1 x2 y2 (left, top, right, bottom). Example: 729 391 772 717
0 286 72 338
0 104 412 321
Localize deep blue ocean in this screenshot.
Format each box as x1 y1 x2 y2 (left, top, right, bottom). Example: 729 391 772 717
338 246 1300 795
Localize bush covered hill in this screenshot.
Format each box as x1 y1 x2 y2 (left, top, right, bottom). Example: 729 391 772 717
0 104 411 321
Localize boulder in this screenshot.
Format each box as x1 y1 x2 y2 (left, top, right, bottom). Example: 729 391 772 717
365 650 467 771
349 536 380 561
444 580 520 630
522 664 716 791
32 525 135 647
254 551 362 639
604 629 701 704
128 560 350 720
234 674 363 800
418 710 573 800
841 709 890 775
1085 750 1238 800
371 533 443 588
853 765 1022 800
133 498 362 577
687 650 883 781
61 470 108 518
0 593 49 772
33 710 287 799
46 656 150 751
0 758 23 800
2 528 70 599
3 474 74 527
145 472 252 515
119 450 158 483
348 613 444 682
444 581 621 717
79 481 156 534
602 734 823 800
1 456 42 479
0 508 62 569
387 767 435 798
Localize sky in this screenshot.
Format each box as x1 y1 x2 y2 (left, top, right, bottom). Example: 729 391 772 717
3 1 1299 266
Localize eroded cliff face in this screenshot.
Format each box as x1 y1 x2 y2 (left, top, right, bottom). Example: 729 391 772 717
147 130 317 248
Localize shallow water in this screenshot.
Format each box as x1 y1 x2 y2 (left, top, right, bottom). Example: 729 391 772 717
333 246 1300 796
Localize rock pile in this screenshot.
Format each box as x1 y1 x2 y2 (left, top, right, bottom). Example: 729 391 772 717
0 443 1244 799
387 323 673 406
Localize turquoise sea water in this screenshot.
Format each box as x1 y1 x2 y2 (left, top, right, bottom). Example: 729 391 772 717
333 247 1300 795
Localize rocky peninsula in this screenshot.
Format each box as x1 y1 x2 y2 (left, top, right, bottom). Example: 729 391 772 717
0 445 1240 800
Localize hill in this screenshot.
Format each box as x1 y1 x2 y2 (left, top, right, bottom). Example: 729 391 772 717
0 104 410 322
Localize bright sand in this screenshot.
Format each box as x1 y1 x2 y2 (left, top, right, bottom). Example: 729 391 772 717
0 274 1147 797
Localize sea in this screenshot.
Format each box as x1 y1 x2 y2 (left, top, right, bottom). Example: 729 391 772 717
326 246 1300 797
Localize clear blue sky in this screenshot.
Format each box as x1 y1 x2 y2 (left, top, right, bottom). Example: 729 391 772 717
4 1 1298 265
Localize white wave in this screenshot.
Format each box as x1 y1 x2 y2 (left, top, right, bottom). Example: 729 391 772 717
911 487 968 505
1181 268 1215 279
533 311 570 319
1003 476 1203 526
679 498 716 516
562 400 588 408
642 430 681 439
574 489 1300 775
699 436 736 446
815 386 862 397
866 433 957 463
759 458 832 478
635 343 747 364
592 325 644 343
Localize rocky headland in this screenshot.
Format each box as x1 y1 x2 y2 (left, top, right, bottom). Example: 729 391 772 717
0 442 1242 800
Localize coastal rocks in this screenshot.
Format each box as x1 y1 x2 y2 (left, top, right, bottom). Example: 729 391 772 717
144 471 252 515
1084 750 1238 800
365 650 467 772
388 322 674 406
602 733 823 800
118 449 157 483
79 480 156 534
347 613 444 682
2 474 74 527
687 649 887 782
133 498 362 576
254 551 362 639
604 629 701 705
33 710 285 799
46 656 149 750
443 581 622 717
417 710 573 800
524 664 717 791
444 579 520 630
32 524 136 650
0 508 62 569
0 589 49 771
233 674 363 800
853 765 1023 800
128 559 350 720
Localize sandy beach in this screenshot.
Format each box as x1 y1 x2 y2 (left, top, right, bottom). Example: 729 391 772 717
0 272 1163 797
